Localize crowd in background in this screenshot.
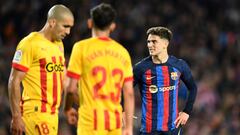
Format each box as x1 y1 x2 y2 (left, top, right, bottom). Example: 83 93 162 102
0 0 240 135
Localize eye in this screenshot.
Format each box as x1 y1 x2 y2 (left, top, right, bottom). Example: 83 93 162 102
63 25 71 28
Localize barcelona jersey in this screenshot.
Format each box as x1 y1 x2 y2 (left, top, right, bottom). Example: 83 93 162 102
12 32 65 115
133 56 197 133
67 37 133 131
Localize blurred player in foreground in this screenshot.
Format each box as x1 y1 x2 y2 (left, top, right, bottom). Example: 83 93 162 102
64 3 134 135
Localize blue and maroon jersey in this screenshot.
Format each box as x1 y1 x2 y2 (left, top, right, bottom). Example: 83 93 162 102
133 55 197 133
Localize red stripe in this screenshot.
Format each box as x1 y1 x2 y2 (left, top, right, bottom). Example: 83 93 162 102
124 76 133 83
94 109 97 130
104 110 110 130
59 56 63 109
40 58 47 112
51 57 58 114
115 110 121 128
162 66 169 131
145 69 152 133
12 63 29 72
66 71 80 79
98 37 111 41
59 56 63 93
176 81 180 118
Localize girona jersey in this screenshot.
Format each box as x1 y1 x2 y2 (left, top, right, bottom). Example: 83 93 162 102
67 37 133 131
12 32 65 115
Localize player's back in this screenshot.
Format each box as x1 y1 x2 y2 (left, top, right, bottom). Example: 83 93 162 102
68 37 133 130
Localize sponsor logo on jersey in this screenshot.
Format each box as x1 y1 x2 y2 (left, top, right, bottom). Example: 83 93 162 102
13 50 22 63
158 85 176 92
59 46 63 53
148 85 176 93
149 85 158 93
46 63 64 72
146 76 156 80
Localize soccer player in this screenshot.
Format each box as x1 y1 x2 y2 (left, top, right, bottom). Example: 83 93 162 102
64 3 134 135
133 27 197 135
8 5 74 135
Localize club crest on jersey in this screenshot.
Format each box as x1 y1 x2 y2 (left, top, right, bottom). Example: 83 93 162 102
13 50 22 63
171 72 179 80
149 85 158 93
59 46 63 53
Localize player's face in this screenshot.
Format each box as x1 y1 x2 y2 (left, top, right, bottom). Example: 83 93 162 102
147 34 168 56
53 16 74 41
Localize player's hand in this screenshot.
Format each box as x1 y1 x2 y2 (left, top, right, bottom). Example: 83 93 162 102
122 128 132 135
65 107 78 126
10 116 25 135
174 112 189 128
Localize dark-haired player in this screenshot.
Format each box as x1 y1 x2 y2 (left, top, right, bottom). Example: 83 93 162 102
133 26 197 135
64 3 134 135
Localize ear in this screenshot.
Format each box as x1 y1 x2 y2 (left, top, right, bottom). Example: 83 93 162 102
163 39 169 49
48 19 56 28
87 19 93 29
109 22 116 32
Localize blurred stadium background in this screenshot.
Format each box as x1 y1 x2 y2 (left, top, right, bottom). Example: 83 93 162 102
0 0 239 135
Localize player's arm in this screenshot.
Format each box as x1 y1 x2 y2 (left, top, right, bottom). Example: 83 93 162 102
182 76 197 115
174 60 197 128
8 68 26 134
63 76 78 125
62 66 68 90
63 43 81 125
122 80 134 135
122 63 140 128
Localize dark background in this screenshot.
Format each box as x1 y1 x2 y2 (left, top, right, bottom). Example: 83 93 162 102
0 0 239 134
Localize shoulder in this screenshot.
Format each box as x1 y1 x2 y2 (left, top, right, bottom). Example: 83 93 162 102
19 32 37 44
17 32 38 49
168 55 190 72
134 56 151 69
72 38 92 51
74 38 90 46
111 39 129 53
168 55 188 65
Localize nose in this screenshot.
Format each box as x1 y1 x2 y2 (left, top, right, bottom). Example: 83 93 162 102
147 42 153 48
65 28 71 35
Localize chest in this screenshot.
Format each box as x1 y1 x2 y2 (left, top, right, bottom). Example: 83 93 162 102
140 65 181 86
34 43 63 60
30 43 65 71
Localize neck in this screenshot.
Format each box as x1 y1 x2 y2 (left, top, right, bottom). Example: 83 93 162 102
92 28 110 38
152 52 169 64
39 24 53 42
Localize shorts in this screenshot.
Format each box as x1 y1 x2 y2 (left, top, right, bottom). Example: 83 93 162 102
22 112 58 135
77 128 121 135
140 127 182 135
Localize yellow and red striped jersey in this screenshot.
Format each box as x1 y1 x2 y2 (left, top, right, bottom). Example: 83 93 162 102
12 32 65 115
67 37 133 131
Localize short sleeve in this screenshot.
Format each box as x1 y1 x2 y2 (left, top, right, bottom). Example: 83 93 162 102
67 43 82 79
123 51 133 83
12 40 33 72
